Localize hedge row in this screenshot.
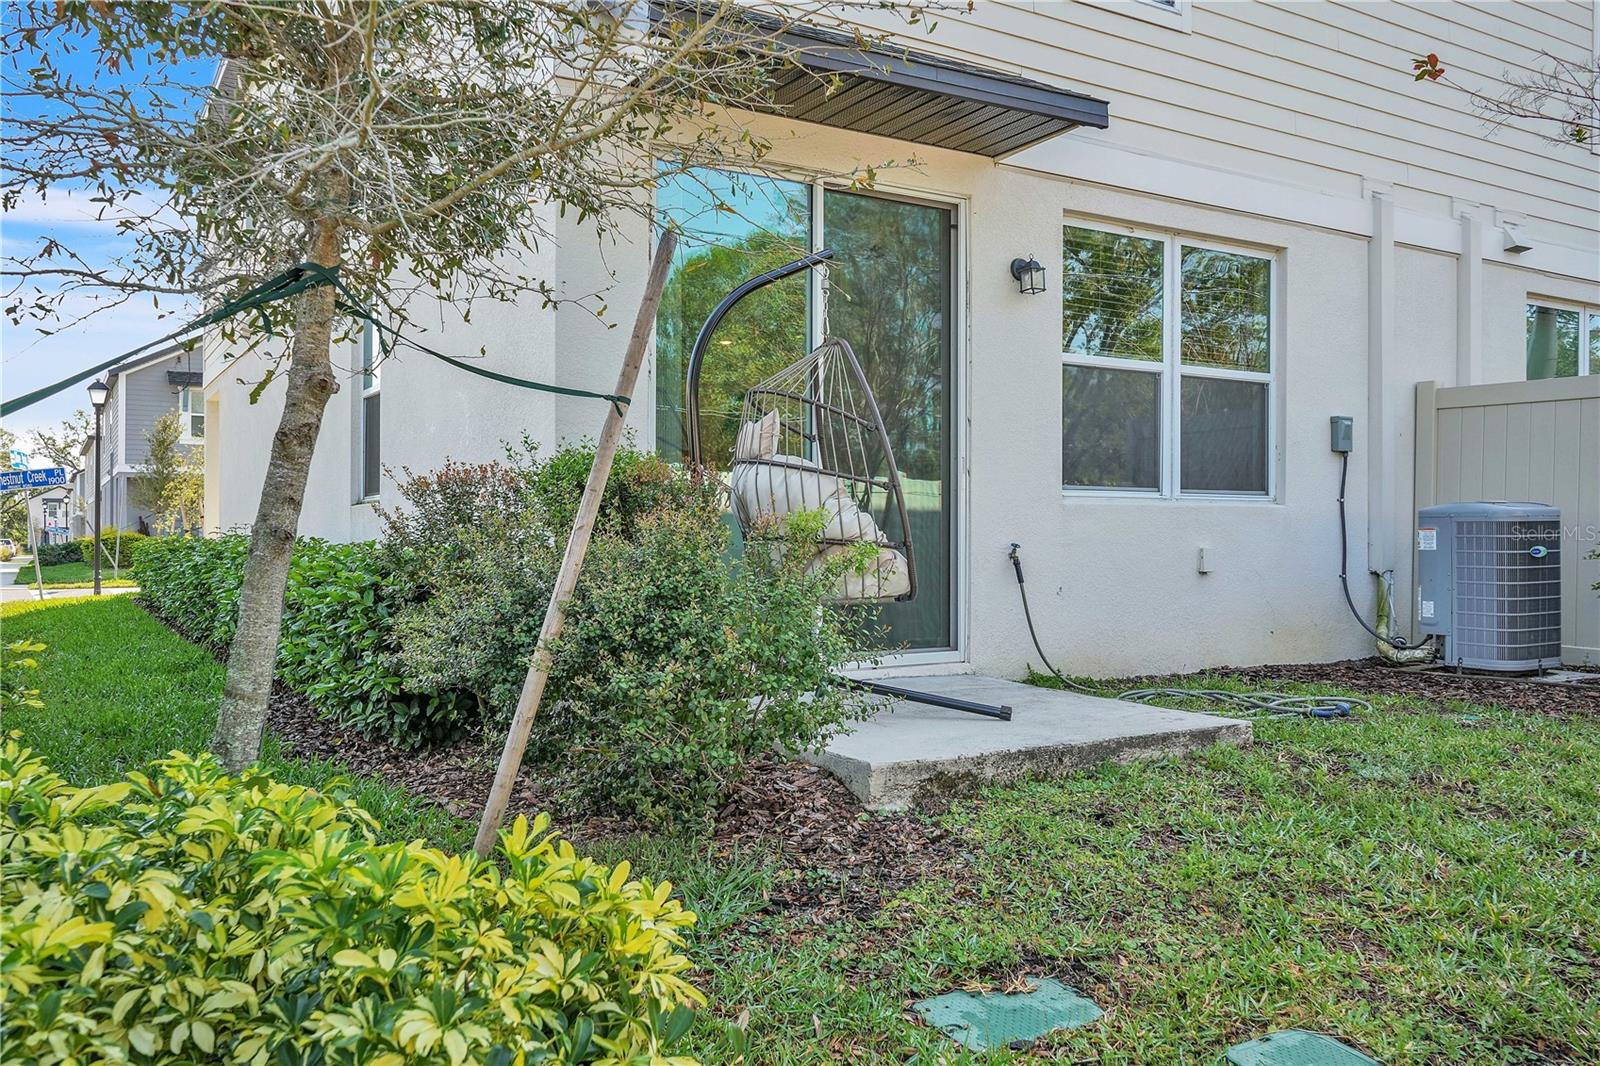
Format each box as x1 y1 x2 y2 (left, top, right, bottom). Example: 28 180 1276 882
134 535 468 747
78 528 146 567
33 542 81 567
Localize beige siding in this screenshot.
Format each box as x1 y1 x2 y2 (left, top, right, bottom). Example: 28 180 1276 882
1414 375 1600 664
860 1 1599 242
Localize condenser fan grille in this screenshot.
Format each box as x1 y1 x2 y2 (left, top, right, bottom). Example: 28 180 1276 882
1452 519 1562 664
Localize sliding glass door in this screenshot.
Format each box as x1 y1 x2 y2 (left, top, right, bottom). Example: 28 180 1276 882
656 171 957 654
822 190 954 652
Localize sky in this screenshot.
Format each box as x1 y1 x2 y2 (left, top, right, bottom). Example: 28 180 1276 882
1 25 211 458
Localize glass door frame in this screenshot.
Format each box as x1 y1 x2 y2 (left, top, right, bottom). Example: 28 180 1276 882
809 178 969 669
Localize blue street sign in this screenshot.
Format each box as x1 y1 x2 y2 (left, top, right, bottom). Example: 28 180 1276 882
0 467 67 492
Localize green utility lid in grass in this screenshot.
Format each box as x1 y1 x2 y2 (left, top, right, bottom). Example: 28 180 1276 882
1225 1030 1381 1066
912 976 1102 1052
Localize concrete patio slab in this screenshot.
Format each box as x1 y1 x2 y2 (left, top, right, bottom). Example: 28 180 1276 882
805 674 1252 810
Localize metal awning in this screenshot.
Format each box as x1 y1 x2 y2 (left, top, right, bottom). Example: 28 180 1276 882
650 5 1109 158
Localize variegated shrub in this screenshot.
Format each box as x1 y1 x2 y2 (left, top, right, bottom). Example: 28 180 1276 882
0 739 703 1065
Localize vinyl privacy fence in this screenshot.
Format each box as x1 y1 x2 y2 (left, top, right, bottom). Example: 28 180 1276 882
1414 375 1600 665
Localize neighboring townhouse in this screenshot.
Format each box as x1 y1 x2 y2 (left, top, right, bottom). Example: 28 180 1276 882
207 1 1600 674
25 484 76 545
87 343 205 533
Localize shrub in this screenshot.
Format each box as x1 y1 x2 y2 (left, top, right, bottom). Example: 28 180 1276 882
388 445 872 824
281 539 470 746
77 528 146 567
0 738 703 1065
135 443 873 821
137 535 468 746
0 544 12 562
134 534 247 646
35 541 80 567
2 640 45 712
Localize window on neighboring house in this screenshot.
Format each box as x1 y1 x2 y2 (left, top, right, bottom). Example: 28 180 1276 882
178 387 205 441
1525 301 1596 379
1062 221 1274 497
360 321 382 499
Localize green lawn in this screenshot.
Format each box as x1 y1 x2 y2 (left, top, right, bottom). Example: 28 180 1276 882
3 596 1596 1063
10 560 136 589
0 596 468 849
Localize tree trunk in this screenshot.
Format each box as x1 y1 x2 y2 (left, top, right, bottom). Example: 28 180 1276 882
210 221 343 770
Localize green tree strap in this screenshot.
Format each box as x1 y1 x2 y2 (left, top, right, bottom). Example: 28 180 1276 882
2 262 630 417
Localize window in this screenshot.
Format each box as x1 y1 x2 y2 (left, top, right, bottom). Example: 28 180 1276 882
360 322 382 499
178 387 205 441
1110 0 1192 30
1062 221 1274 497
654 167 812 466
1525 301 1596 379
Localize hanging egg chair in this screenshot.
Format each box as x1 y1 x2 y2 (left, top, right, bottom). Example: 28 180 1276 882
726 336 916 602
684 251 915 604
683 248 1008 721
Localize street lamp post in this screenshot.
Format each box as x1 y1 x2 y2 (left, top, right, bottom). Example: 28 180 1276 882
87 379 109 595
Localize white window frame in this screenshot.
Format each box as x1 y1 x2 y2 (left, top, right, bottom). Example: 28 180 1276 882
359 322 382 501
178 386 205 442
1524 297 1596 378
1061 217 1277 501
1106 0 1193 32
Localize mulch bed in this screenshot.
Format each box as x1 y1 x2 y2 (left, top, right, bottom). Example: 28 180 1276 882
266 645 1591 931
1203 657 1598 718
268 685 960 924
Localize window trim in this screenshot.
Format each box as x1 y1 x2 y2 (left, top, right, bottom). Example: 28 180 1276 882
177 386 205 443
1524 296 1596 378
359 322 382 501
1061 217 1278 501
1104 0 1193 33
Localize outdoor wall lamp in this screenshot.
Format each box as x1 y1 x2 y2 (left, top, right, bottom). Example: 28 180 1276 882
88 378 109 596
1010 256 1045 294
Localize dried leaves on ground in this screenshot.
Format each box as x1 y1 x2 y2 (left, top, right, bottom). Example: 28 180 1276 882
269 687 959 925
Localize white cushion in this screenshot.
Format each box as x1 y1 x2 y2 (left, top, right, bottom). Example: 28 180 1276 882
807 544 912 601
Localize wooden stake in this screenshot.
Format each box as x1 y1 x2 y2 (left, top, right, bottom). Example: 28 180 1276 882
473 230 678 858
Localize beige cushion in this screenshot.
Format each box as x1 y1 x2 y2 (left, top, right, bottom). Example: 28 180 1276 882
807 544 912 601
734 410 780 461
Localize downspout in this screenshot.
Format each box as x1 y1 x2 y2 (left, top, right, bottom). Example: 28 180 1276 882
1366 192 1397 645
1366 191 1438 665
1457 208 1484 387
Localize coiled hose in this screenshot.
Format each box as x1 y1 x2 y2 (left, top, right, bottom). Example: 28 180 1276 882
1007 543 1370 719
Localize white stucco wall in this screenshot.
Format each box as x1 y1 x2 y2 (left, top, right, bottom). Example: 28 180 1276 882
205 3 1600 677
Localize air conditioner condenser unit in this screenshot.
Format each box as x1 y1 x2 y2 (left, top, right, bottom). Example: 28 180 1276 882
1416 501 1562 672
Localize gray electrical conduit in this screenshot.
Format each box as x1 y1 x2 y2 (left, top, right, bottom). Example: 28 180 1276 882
1336 452 1439 665
1006 543 1371 719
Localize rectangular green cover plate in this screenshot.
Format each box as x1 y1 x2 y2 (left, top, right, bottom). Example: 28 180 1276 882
912 976 1102 1052
1225 1030 1381 1066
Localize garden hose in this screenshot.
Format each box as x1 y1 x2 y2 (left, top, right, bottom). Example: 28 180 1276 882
1116 688 1371 719
1007 543 1101 696
1005 543 1369 720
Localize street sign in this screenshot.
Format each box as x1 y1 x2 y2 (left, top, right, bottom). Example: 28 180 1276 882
0 467 67 492
5 449 28 471
44 525 70 535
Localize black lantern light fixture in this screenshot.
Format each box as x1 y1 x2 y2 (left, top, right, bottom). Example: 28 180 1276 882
1010 256 1045 295
87 378 109 596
